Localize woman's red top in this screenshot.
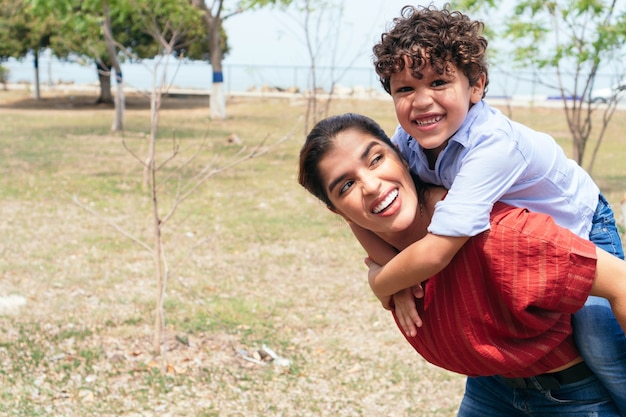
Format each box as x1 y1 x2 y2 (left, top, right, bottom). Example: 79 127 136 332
395 202 597 378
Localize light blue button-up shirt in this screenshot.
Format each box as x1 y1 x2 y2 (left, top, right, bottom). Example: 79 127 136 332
392 100 599 238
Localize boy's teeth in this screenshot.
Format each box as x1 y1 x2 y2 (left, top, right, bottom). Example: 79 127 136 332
374 190 398 213
416 115 443 126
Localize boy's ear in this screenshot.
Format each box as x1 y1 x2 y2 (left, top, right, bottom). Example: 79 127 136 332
470 73 487 104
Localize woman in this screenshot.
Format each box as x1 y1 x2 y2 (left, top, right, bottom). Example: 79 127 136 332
298 113 626 416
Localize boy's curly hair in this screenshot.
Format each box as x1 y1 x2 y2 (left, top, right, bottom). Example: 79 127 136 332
373 4 489 96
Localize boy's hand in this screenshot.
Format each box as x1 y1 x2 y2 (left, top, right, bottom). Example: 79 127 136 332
364 257 393 309
365 257 424 334
365 257 386 300
392 288 423 337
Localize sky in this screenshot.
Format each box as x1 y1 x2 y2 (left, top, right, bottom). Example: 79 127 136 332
5 0 450 89
222 0 449 69
5 0 621 93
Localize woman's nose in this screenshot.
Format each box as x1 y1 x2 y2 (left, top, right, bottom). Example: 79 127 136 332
360 173 380 195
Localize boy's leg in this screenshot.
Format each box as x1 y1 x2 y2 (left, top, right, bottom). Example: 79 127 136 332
572 193 626 416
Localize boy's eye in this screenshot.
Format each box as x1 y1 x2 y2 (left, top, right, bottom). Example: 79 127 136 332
431 79 447 87
393 86 413 95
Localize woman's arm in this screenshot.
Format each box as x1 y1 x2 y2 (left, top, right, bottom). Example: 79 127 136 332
591 247 626 334
350 223 398 265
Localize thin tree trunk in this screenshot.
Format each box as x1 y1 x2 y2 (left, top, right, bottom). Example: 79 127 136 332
149 65 165 355
209 28 225 119
190 0 227 119
113 71 125 130
103 1 124 131
33 51 41 101
210 72 226 119
96 61 113 104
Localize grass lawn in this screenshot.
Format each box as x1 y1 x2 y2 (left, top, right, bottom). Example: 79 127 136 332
0 88 624 416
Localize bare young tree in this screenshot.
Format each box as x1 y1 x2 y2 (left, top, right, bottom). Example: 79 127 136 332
74 1 298 356
287 0 368 134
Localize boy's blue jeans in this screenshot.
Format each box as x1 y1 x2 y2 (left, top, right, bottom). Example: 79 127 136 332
459 194 626 416
572 193 626 416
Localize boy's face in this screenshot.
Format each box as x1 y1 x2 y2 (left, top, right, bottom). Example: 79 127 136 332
389 60 485 155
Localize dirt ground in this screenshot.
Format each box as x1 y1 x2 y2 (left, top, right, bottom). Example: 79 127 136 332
0 89 466 416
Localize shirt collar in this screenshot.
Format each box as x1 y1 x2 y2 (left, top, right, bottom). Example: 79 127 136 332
407 99 487 149
448 99 486 147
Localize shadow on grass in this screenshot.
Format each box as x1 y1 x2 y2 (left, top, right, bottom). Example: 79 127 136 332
0 92 210 111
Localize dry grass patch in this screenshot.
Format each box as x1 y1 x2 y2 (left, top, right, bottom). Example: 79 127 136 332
0 89 624 416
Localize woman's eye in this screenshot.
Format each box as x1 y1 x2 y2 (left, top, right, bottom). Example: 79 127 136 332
339 180 354 195
371 154 383 166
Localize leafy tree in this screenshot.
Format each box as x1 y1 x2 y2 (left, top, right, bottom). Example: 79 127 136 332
0 0 59 99
27 0 134 108
453 0 626 173
28 0 209 130
0 65 8 89
26 0 206 99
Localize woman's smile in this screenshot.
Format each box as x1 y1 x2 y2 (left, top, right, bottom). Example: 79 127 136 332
372 189 399 215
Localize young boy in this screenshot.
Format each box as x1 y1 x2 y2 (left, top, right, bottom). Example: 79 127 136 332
356 4 626 413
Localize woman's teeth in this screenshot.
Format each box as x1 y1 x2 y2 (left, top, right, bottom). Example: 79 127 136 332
373 189 398 214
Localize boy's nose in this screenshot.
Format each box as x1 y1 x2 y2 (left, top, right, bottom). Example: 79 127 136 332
411 89 432 109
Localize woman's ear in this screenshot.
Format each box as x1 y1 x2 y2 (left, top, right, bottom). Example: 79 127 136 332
326 205 354 224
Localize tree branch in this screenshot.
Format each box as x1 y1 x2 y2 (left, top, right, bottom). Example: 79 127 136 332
70 193 153 254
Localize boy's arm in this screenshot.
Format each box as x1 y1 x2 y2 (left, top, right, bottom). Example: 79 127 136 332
368 232 469 298
351 223 426 335
349 223 398 309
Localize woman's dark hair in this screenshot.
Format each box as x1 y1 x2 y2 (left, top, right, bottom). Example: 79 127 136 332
373 4 489 96
298 113 427 211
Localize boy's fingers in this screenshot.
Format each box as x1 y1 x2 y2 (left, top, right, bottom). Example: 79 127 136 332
412 284 424 299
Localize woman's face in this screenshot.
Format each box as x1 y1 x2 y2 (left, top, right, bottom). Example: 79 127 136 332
319 128 419 236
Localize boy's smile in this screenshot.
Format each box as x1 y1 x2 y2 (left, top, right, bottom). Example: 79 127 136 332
390 61 485 159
